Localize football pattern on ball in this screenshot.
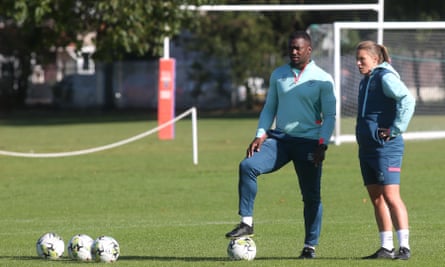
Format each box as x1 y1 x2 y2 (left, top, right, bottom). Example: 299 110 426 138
91 236 120 263
36 232 65 260
67 234 94 261
227 237 256 261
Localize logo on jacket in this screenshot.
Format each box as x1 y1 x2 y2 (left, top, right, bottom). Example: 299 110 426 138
307 80 316 87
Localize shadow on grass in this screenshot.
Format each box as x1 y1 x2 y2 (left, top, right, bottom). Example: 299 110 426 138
119 255 303 261
0 256 71 261
120 255 228 261
1 255 360 262
118 255 358 261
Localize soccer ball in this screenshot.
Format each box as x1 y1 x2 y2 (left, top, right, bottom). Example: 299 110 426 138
227 237 257 261
91 236 120 263
67 234 94 261
36 232 65 260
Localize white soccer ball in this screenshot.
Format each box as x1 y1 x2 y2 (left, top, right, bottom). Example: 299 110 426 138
227 237 257 261
67 234 94 261
36 232 65 260
91 236 120 263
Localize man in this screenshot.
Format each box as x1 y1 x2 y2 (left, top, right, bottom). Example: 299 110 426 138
225 31 336 259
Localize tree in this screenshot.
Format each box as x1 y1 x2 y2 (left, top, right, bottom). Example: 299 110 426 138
0 0 209 108
185 0 306 109
182 0 382 109
2 0 444 110
185 10 276 108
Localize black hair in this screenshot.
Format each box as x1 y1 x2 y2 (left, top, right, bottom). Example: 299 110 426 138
288 31 312 46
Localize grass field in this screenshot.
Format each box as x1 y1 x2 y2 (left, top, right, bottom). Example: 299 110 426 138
0 112 444 266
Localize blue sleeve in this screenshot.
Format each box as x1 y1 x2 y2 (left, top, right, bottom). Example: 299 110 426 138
319 78 337 144
382 73 416 136
255 72 278 138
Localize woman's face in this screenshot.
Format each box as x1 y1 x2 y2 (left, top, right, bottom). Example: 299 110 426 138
356 49 379 76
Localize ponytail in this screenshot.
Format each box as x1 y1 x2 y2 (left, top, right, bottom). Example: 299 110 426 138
356 41 391 64
378 44 391 64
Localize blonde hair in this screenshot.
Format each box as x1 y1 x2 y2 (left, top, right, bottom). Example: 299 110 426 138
356 40 391 64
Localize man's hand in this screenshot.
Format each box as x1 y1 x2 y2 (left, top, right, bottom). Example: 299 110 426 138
312 144 327 167
378 128 391 141
246 135 267 158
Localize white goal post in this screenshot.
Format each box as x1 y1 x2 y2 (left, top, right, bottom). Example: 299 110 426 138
175 1 385 58
333 21 445 145
173 2 445 146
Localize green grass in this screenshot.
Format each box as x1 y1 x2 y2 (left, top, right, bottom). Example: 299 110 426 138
0 113 444 266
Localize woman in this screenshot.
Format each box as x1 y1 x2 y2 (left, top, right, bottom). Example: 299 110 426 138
355 41 415 260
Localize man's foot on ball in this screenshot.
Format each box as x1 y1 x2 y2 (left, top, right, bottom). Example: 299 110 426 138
225 222 254 239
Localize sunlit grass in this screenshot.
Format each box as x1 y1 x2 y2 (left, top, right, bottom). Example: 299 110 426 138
0 113 443 266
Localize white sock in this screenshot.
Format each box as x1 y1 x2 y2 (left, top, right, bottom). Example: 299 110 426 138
380 231 394 250
397 229 410 249
241 216 253 227
304 244 315 250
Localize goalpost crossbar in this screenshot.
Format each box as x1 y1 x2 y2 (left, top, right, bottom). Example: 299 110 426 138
182 4 381 12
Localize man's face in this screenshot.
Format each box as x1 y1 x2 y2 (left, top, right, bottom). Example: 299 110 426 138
288 37 312 69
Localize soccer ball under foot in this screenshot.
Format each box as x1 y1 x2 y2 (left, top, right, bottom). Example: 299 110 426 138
227 237 256 261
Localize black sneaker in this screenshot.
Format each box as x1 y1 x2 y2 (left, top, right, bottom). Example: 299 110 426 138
298 247 316 259
394 247 411 260
362 247 395 259
225 222 254 239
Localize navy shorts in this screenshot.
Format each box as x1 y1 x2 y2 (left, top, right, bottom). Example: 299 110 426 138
359 155 403 185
